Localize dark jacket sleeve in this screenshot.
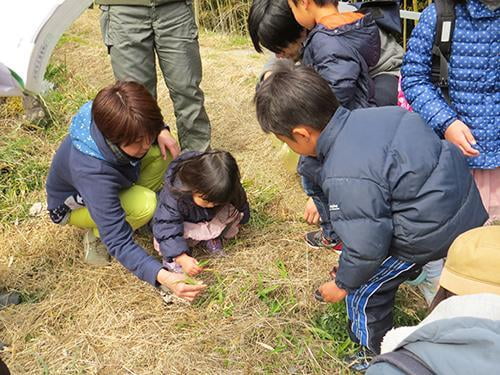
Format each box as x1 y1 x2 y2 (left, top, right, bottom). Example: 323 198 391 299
401 4 457 135
74 171 163 287
152 189 190 261
305 34 363 108
324 177 393 291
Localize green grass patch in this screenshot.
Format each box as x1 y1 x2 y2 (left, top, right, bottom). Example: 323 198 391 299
256 272 297 316
244 179 281 229
0 134 49 224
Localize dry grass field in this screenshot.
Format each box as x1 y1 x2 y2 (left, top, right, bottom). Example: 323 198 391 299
0 8 426 374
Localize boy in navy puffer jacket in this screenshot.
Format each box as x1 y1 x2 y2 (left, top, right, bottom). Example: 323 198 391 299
254 62 487 366
287 0 381 109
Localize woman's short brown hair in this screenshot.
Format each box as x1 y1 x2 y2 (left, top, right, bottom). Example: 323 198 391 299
92 81 164 146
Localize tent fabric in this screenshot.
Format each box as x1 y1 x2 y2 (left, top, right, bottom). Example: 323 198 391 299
0 0 92 96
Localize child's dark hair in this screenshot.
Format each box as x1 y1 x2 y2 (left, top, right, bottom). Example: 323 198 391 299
254 61 339 138
248 0 304 54
290 0 339 5
174 151 247 210
92 81 164 146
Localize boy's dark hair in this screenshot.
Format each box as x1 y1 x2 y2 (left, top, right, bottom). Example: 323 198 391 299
248 0 304 54
173 151 247 210
254 61 339 138
92 81 164 146
290 0 339 5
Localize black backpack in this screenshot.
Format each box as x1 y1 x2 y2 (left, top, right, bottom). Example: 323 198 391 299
431 0 456 102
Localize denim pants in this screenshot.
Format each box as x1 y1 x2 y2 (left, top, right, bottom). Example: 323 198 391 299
301 175 340 242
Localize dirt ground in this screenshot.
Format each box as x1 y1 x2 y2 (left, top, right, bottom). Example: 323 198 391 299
0 8 425 374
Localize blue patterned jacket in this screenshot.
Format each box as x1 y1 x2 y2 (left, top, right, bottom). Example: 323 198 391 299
401 0 499 169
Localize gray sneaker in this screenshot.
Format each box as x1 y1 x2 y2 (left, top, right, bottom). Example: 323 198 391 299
83 230 111 266
0 291 21 309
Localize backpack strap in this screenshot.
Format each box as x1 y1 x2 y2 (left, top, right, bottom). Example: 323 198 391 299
431 0 455 102
371 348 436 375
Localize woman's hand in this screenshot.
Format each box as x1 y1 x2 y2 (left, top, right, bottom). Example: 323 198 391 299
156 269 206 302
304 197 320 225
175 253 203 276
444 120 480 157
157 128 180 159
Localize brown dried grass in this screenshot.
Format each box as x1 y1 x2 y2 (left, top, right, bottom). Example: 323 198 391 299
0 8 425 375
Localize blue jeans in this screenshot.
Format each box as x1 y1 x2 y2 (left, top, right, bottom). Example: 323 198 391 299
301 175 339 242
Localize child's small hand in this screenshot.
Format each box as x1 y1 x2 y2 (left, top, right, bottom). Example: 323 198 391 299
318 281 347 303
304 197 320 225
175 253 203 276
444 120 480 157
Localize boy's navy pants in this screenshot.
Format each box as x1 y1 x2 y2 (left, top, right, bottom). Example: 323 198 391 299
346 256 418 354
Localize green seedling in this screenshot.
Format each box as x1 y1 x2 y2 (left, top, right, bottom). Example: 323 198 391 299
174 277 200 285
275 260 289 279
197 259 211 268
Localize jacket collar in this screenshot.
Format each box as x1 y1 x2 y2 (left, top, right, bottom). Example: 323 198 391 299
316 106 351 163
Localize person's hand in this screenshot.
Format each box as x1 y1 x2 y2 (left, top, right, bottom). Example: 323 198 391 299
175 253 203 276
318 281 348 303
444 120 480 157
157 128 181 159
156 269 206 302
304 197 320 225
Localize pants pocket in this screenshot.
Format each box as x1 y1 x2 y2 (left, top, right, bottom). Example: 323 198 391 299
99 5 113 53
184 0 199 40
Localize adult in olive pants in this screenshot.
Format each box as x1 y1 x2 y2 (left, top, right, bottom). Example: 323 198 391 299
96 0 211 151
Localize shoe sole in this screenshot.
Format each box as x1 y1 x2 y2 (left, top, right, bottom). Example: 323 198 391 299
304 234 323 249
304 236 343 254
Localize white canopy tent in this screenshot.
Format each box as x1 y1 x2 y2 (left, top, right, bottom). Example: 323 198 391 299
0 0 93 96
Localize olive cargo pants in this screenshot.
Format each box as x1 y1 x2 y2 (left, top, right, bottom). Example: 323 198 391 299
99 1 211 151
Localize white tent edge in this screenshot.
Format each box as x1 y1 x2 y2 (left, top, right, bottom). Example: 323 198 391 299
0 0 93 96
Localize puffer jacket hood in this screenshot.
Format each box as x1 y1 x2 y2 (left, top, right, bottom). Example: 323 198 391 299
314 12 381 68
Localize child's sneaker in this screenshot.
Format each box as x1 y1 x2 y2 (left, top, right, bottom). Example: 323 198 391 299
344 347 375 373
304 230 342 253
202 238 225 256
162 260 183 273
83 230 111 266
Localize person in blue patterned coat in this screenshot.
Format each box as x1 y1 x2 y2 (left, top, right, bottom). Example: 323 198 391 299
401 0 499 221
